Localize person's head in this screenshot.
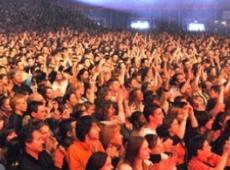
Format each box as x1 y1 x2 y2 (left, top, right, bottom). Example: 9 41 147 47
188 136 211 159
28 101 47 121
0 74 8 85
20 122 45 157
107 78 120 92
63 92 78 107
37 122 51 142
0 95 12 112
170 101 189 122
100 100 117 121
124 136 150 166
189 94 206 111
209 85 220 98
77 68 89 83
16 61 25 71
73 81 85 98
128 111 146 130
86 152 113 170
55 71 64 81
157 114 179 138
100 125 123 149
145 134 163 154
129 88 144 104
171 73 185 86
76 116 100 142
143 104 164 126
11 70 23 85
59 119 76 142
10 94 27 113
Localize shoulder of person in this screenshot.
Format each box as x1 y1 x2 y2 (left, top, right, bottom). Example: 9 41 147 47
117 163 132 170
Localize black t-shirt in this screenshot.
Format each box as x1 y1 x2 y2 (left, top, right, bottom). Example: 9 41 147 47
20 153 43 170
8 113 23 133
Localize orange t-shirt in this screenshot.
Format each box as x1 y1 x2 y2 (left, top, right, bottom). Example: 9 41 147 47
67 140 104 170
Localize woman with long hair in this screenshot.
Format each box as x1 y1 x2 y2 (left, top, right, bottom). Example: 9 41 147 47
118 136 151 170
86 152 113 170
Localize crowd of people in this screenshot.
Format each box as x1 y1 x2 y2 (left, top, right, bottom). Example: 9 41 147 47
0 0 98 33
0 26 230 170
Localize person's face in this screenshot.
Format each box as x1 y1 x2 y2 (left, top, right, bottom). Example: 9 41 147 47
111 127 123 146
107 105 115 119
46 88 54 99
56 72 63 81
0 67 7 74
193 96 205 110
15 98 27 112
2 57 8 66
84 59 91 68
112 55 118 63
26 130 44 154
138 140 150 160
13 72 23 84
17 61 24 71
39 125 51 141
135 90 144 102
2 98 12 112
88 122 100 140
100 156 113 170
151 137 163 154
151 108 164 126
210 68 217 77
28 58 35 67
34 105 47 121
69 94 78 106
176 74 185 85
169 119 179 136
82 71 89 81
110 81 120 92
199 140 211 155
86 104 95 116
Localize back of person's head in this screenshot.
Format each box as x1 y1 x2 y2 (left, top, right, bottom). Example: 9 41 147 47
125 136 145 165
76 115 95 141
128 111 145 130
188 135 206 160
100 124 121 149
86 152 109 170
145 134 158 149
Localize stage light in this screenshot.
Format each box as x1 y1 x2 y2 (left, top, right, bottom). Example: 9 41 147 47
221 21 227 26
187 22 205 32
130 21 150 30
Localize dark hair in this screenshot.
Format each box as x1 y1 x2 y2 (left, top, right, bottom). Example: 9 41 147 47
0 95 8 108
76 116 96 141
20 121 41 147
86 152 108 170
143 104 161 121
145 134 158 149
124 136 145 166
129 88 142 105
188 135 206 159
211 85 221 94
63 91 74 104
128 111 145 130
27 101 44 115
58 119 75 148
157 114 177 138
